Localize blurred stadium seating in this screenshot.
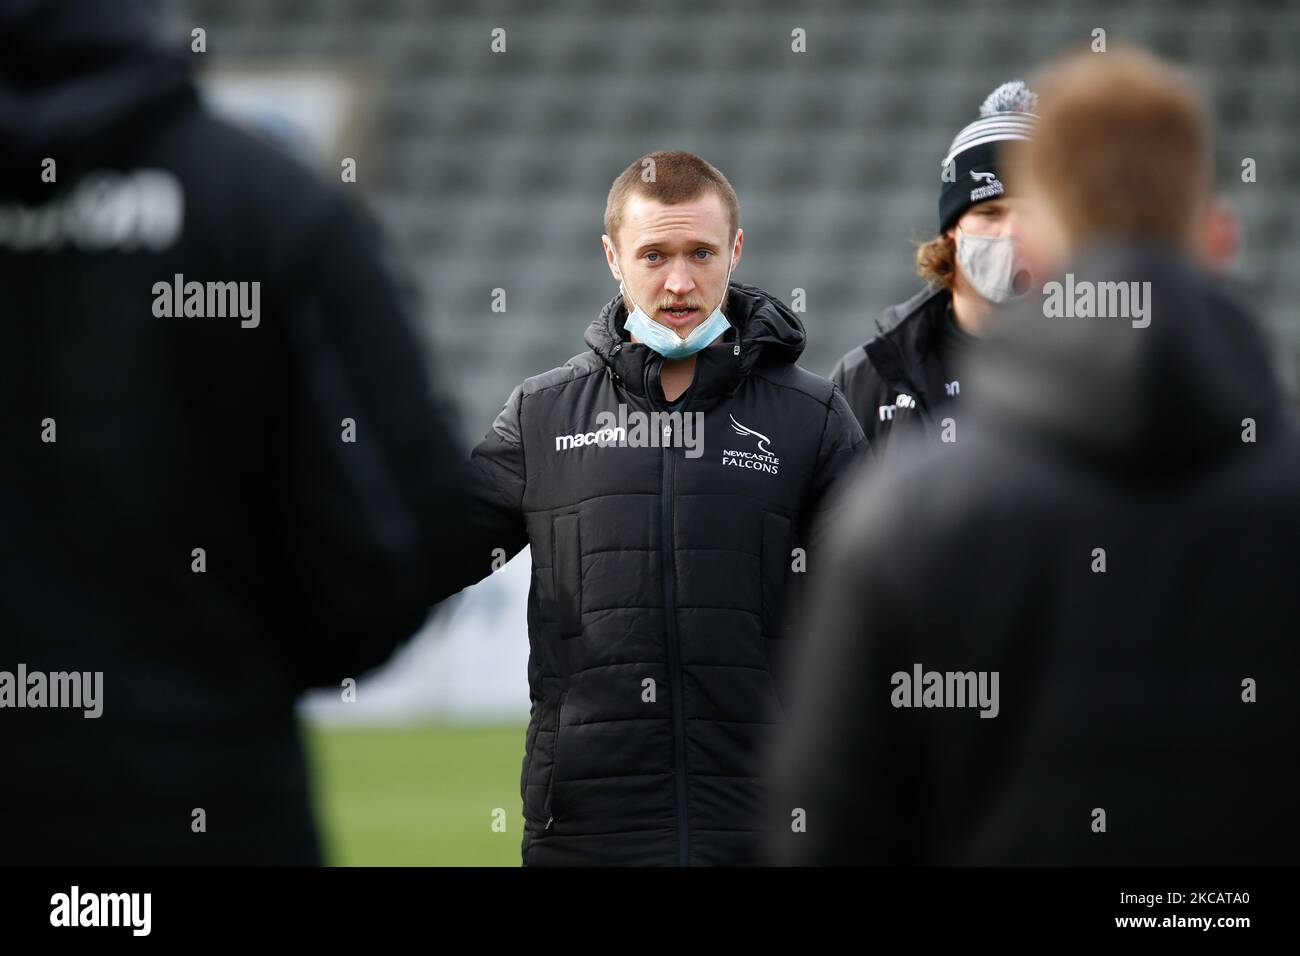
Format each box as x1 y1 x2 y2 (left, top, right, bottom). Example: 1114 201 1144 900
167 0 1300 439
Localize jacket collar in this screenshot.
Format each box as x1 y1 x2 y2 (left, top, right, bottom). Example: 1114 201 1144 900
863 284 953 408
584 281 805 406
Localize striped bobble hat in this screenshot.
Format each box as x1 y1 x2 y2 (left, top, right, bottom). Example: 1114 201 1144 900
938 80 1038 232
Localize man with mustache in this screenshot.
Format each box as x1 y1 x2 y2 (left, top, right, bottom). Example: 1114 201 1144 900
437 150 866 865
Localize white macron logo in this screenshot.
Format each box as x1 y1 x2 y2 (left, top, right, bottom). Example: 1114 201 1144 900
878 392 917 422
554 424 625 451
553 405 705 458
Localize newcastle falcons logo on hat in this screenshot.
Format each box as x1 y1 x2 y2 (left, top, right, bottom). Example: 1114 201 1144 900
938 82 1036 231
969 169 1004 202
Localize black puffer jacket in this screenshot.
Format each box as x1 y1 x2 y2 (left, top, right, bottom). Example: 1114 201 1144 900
831 285 960 459
442 282 866 865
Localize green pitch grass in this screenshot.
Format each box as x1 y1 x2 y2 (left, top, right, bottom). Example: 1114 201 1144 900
305 722 529 866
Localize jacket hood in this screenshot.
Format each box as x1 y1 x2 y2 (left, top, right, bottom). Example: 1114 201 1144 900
584 280 806 402
0 0 194 198
969 243 1285 478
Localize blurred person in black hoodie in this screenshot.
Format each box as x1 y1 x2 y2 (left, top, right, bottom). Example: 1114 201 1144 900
767 46 1300 865
0 0 470 863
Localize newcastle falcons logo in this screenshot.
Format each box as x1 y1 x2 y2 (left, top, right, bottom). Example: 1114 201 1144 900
729 414 773 455
723 414 780 475
969 169 1005 202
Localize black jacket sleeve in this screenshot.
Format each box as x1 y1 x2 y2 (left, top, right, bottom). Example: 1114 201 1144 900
431 383 531 601
278 191 477 688
766 467 924 864
830 345 893 461
773 386 868 699
801 384 869 559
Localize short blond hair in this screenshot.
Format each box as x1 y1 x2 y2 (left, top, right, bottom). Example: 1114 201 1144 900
604 150 740 245
1017 46 1211 248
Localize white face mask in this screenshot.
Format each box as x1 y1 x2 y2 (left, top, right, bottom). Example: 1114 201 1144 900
956 228 1031 303
612 239 737 359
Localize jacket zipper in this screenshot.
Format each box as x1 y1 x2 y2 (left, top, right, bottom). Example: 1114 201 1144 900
637 347 705 865
661 410 690 866
544 691 567 830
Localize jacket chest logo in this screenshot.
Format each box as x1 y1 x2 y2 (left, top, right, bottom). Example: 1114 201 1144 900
721 414 780 476
877 392 917 422
552 406 705 459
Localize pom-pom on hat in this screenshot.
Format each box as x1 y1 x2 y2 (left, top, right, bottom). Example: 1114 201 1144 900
938 80 1038 232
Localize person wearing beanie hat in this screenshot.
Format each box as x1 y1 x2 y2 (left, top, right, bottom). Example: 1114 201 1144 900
830 80 1038 460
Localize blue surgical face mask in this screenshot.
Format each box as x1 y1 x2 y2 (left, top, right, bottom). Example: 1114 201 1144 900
616 241 736 360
